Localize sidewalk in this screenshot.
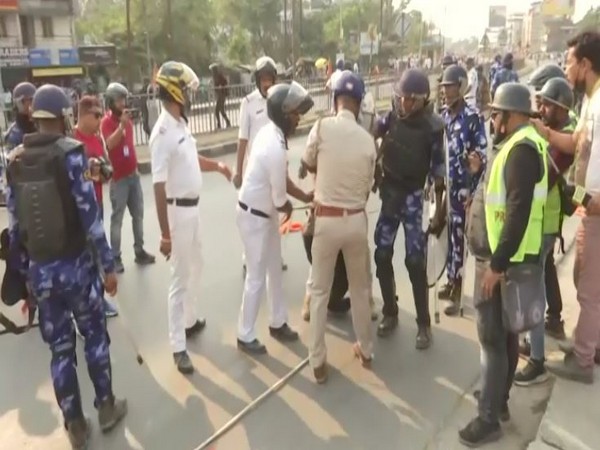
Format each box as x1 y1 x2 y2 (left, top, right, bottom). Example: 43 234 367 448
527 213 600 450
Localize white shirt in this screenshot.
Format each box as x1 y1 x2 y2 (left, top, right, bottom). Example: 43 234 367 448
150 109 202 199
465 67 479 108
578 86 600 194
238 89 270 155
238 122 288 216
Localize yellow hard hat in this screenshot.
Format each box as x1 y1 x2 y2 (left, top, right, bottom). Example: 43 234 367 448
155 61 199 105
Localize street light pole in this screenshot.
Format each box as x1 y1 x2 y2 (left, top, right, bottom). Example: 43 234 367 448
126 0 133 88
166 0 173 56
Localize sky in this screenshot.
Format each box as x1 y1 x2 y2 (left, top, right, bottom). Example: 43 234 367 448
399 0 596 40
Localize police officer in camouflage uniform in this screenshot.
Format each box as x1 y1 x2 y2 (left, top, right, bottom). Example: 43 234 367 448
2 82 37 203
374 69 446 349
439 65 488 316
6 85 127 449
435 54 456 113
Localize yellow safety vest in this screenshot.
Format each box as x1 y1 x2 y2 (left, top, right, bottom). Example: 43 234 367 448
543 120 576 235
485 125 548 263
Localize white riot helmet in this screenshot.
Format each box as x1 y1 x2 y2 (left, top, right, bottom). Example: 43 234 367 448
255 56 278 97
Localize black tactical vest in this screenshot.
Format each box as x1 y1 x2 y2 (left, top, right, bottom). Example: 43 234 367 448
7 133 87 263
380 110 442 192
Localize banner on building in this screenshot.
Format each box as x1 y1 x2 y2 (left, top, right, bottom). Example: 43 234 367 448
0 47 29 67
78 45 117 66
489 5 507 28
0 0 18 11
541 0 576 17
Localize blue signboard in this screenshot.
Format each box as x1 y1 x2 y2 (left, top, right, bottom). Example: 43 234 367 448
59 48 79 66
29 48 52 67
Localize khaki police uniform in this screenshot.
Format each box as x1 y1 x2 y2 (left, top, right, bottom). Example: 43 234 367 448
237 122 289 343
303 109 376 369
150 109 202 354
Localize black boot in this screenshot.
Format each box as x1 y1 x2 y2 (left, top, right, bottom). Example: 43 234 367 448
459 417 502 447
416 325 432 350
377 314 399 337
438 282 453 300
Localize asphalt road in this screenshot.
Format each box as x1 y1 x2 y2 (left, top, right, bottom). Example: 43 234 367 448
0 131 554 450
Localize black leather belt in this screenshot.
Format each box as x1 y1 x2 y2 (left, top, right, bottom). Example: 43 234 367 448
238 201 270 218
166 197 199 207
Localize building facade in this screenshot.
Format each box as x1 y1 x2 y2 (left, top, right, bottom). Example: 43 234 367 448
507 13 525 51
0 0 80 100
523 1 544 54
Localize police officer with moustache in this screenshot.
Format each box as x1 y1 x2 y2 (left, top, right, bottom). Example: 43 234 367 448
514 77 576 386
439 65 488 316
301 71 376 383
3 82 37 203
236 82 313 355
233 56 287 273
435 54 456 113
462 83 548 447
373 69 446 349
6 85 127 449
151 62 232 374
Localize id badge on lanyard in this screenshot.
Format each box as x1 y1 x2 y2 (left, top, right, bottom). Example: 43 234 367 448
122 128 129 158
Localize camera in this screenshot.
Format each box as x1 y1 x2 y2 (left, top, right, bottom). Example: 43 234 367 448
89 157 113 181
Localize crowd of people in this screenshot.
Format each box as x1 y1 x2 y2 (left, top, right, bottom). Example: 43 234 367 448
0 29 599 450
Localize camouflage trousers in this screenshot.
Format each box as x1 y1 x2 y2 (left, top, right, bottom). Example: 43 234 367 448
446 187 468 283
35 266 113 422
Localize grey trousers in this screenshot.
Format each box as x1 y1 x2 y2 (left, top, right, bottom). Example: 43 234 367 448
109 173 144 258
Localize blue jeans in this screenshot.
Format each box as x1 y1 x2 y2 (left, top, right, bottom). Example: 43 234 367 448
528 235 557 361
109 173 144 259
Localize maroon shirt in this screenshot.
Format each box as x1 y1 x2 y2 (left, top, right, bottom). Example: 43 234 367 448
100 111 137 181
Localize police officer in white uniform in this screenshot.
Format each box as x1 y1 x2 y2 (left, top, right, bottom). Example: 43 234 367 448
150 61 232 374
233 57 288 273
236 81 314 355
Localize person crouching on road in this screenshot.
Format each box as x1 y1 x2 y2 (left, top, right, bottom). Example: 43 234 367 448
461 82 548 447
439 64 488 316
6 84 127 450
74 95 120 318
514 78 576 387
236 82 314 355
300 71 376 384
150 61 232 375
372 69 446 349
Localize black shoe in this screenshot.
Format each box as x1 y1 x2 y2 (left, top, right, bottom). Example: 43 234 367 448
545 318 566 341
282 262 288 271
114 257 125 274
519 339 531 357
416 325 432 350
444 282 462 316
185 319 206 339
438 283 452 300
135 250 156 265
459 417 502 448
269 323 299 342
237 338 267 355
377 315 398 337
173 351 194 374
514 359 550 387
473 390 510 422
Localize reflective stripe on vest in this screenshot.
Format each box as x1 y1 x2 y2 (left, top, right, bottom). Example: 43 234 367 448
543 120 576 235
485 125 549 263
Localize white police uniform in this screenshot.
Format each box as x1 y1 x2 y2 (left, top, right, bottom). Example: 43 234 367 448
237 121 289 344
238 89 271 163
150 109 202 354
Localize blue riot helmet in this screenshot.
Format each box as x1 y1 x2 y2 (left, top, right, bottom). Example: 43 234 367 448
394 68 430 116
442 54 455 69
31 84 75 132
12 82 37 115
333 70 365 102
